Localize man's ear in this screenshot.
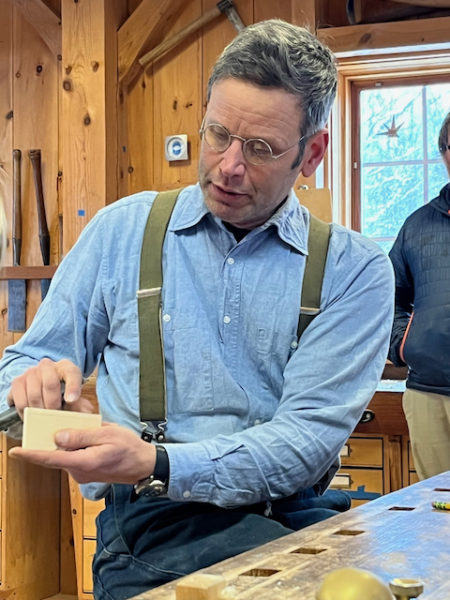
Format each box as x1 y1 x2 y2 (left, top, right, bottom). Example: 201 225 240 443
300 130 329 178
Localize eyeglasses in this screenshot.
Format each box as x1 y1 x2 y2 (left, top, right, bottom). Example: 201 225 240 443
199 122 304 166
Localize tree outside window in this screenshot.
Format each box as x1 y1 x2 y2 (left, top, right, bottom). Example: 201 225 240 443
354 82 450 254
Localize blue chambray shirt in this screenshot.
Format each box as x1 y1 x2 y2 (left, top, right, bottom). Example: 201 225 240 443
0 184 394 505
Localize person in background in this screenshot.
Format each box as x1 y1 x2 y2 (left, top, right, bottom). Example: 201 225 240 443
389 111 450 481
0 20 394 599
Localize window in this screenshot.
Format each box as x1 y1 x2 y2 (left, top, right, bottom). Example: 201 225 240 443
351 79 450 253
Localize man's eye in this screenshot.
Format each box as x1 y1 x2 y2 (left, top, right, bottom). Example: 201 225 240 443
249 141 271 157
210 126 229 142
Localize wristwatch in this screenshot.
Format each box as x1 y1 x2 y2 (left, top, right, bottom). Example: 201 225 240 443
134 445 170 497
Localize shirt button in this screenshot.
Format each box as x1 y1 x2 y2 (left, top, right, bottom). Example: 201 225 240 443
223 315 231 324
163 314 171 322
183 490 191 499
290 340 298 349
227 257 235 265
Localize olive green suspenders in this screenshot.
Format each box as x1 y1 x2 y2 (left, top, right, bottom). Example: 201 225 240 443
297 213 331 338
137 189 331 441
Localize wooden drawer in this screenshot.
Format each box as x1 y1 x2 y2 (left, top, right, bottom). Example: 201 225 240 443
83 538 96 594
331 467 384 505
83 498 104 539
340 436 383 467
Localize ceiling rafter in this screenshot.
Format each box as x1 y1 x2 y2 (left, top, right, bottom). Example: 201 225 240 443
118 0 187 86
9 0 61 58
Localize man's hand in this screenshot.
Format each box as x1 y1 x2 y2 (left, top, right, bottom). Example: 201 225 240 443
8 423 157 485
8 358 93 417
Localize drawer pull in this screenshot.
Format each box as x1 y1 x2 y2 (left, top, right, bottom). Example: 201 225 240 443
330 473 353 489
359 409 375 424
339 444 351 458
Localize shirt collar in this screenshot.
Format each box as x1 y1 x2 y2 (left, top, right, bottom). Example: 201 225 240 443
169 184 309 255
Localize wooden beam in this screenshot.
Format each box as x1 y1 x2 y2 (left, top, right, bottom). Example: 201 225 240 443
60 0 127 253
318 15 450 55
392 0 450 5
290 0 317 30
9 0 61 57
118 0 186 86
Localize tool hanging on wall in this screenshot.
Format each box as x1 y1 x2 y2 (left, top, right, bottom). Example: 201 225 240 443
138 0 245 69
8 149 26 332
29 149 51 300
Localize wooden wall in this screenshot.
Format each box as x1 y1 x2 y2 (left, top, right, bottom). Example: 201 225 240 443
0 0 450 355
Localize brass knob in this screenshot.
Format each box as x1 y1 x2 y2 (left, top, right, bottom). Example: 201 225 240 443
389 578 424 599
316 567 392 599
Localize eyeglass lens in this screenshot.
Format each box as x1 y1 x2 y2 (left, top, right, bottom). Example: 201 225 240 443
203 124 273 165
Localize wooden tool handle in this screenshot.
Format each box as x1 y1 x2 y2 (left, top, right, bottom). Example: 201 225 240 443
29 149 50 266
139 4 221 68
12 149 22 267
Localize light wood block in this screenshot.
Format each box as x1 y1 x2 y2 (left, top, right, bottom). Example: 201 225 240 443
23 408 102 451
176 574 227 600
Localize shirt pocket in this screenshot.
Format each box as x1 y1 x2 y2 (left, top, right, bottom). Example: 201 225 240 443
171 326 215 413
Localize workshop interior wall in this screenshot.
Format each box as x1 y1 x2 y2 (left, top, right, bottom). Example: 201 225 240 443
1 0 450 355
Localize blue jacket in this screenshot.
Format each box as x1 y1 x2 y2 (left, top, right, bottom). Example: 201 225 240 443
389 183 450 395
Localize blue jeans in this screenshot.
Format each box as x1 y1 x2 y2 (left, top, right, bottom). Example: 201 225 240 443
92 484 350 600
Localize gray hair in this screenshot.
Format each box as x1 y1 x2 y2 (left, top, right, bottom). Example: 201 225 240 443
438 111 450 155
207 19 337 140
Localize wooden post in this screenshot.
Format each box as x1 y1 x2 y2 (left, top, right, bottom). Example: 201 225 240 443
60 0 127 254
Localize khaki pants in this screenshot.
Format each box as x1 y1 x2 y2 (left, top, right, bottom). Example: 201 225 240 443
403 388 450 480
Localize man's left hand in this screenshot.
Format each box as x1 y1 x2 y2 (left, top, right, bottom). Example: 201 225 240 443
8 422 156 485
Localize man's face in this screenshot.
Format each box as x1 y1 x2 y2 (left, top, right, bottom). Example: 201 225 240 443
198 78 327 230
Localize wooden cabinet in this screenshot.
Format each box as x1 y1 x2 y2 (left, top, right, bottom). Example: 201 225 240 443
0 434 61 599
330 390 417 507
69 479 104 600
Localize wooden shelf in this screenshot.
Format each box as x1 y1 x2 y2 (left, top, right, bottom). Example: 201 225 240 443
0 266 57 280
317 15 450 55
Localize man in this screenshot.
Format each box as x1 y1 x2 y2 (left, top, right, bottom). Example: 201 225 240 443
0 20 394 599
389 111 450 481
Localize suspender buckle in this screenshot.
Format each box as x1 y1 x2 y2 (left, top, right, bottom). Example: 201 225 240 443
140 420 167 443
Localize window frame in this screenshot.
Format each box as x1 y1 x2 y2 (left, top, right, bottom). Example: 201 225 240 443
331 50 450 229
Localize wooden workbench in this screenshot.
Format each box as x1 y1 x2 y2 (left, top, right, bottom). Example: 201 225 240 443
131 471 450 599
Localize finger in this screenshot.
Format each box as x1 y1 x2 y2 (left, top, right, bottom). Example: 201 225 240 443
54 426 107 450
8 375 28 416
39 358 66 409
66 396 95 414
8 445 87 470
55 360 83 404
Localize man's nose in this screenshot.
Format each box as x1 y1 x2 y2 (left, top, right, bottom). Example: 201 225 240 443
219 139 246 178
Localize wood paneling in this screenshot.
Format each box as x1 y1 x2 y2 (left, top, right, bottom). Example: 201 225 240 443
0 435 60 598
13 5 59 329
0 0 14 345
60 0 127 253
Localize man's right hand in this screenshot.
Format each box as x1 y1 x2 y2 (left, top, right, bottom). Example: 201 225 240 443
7 358 94 418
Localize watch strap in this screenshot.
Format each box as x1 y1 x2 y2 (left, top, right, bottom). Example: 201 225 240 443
153 445 170 484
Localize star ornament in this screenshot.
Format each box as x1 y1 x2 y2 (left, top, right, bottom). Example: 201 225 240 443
377 116 404 138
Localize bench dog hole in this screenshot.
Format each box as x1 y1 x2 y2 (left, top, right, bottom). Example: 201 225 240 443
239 568 280 578
333 529 365 536
290 547 327 554
388 506 415 511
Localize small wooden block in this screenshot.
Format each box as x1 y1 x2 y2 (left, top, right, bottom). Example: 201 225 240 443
23 407 102 450
176 573 227 600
